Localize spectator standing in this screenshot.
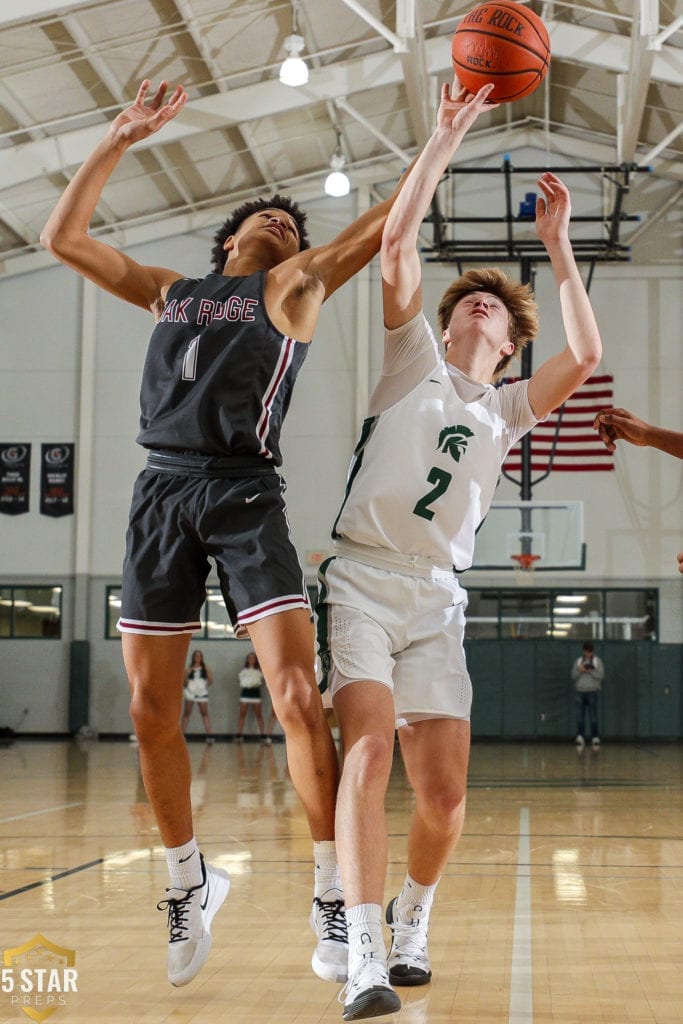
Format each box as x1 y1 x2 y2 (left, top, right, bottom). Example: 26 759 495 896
572 643 604 750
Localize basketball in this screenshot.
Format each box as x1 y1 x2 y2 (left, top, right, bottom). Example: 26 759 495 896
452 2 550 103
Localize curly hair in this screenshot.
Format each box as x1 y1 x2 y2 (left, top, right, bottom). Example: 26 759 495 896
210 194 310 273
437 267 539 381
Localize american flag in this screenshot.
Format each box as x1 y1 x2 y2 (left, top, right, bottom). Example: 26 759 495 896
504 374 615 473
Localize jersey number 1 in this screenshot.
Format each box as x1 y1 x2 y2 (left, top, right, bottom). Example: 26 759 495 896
182 335 200 381
413 467 452 521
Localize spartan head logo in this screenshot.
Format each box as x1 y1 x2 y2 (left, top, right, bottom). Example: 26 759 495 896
437 425 474 462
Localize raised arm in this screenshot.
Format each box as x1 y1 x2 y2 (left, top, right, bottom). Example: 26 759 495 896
381 81 496 329
592 408 683 458
288 159 416 307
40 80 188 310
527 174 602 419
280 84 495 306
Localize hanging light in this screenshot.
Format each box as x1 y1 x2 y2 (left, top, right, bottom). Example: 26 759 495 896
324 137 350 197
279 3 310 90
279 33 309 86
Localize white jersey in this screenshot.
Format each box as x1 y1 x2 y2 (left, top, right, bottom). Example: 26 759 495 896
332 312 538 571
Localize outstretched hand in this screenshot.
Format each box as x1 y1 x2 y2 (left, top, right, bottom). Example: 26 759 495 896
535 172 571 246
593 407 652 452
109 79 188 146
437 79 498 135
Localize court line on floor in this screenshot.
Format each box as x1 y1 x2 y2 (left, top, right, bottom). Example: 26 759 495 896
509 805 533 1024
0 802 84 824
0 858 104 901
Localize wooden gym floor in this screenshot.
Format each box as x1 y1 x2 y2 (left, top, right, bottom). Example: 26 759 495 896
1 737 682 1024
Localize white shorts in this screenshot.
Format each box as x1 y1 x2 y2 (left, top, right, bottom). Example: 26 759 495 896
183 687 209 703
316 549 472 727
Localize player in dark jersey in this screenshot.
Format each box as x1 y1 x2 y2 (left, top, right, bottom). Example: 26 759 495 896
41 78 412 990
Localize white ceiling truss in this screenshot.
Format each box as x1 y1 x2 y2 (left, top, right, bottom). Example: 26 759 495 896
0 0 680 278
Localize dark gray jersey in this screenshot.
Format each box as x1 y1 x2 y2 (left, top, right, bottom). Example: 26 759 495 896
136 270 308 463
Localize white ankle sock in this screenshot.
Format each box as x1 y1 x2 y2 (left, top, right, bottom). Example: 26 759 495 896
396 873 438 922
346 904 386 973
313 840 342 897
166 838 203 889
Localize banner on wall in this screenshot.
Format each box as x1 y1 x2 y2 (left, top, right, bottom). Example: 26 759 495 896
0 443 31 515
40 443 75 517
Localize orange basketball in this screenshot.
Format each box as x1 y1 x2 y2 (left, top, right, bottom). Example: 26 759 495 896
452 2 550 103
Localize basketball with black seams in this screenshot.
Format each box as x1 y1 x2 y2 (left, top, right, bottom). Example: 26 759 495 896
452 2 551 103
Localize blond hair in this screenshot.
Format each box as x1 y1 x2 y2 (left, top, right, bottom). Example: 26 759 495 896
437 267 539 381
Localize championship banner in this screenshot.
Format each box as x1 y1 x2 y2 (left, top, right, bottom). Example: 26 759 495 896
40 443 75 517
0 443 31 515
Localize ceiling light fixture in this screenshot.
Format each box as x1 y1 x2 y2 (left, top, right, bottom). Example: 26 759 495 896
279 5 309 87
324 134 350 197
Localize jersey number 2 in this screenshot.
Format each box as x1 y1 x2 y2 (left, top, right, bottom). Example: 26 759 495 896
413 467 452 521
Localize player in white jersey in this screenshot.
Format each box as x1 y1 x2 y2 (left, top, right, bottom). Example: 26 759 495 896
317 79 603 1021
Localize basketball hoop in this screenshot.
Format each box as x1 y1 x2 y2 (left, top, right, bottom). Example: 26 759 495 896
511 552 540 585
511 553 541 571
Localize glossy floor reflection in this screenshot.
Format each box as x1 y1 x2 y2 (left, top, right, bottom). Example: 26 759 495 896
1 739 682 1023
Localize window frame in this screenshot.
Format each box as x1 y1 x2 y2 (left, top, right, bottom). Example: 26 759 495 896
0 584 63 639
464 586 659 642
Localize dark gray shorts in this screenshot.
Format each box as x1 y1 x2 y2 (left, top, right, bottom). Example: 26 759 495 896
117 454 310 637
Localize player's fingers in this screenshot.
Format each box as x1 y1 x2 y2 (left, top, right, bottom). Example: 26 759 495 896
168 85 187 109
150 80 168 108
475 83 496 103
135 80 151 104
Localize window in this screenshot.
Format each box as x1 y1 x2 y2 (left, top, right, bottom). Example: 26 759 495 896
500 590 551 639
550 591 603 640
0 585 62 638
201 591 237 639
605 589 657 641
463 590 499 639
464 587 658 641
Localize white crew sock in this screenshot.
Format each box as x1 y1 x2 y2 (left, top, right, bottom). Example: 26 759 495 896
346 903 386 974
395 873 438 923
313 840 342 898
165 838 203 889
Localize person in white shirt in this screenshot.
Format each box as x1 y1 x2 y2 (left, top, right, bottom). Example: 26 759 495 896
317 78 603 1021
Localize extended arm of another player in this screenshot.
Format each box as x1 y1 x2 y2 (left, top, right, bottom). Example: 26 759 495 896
592 408 683 458
381 82 496 329
297 158 415 304
40 80 187 310
527 174 602 420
